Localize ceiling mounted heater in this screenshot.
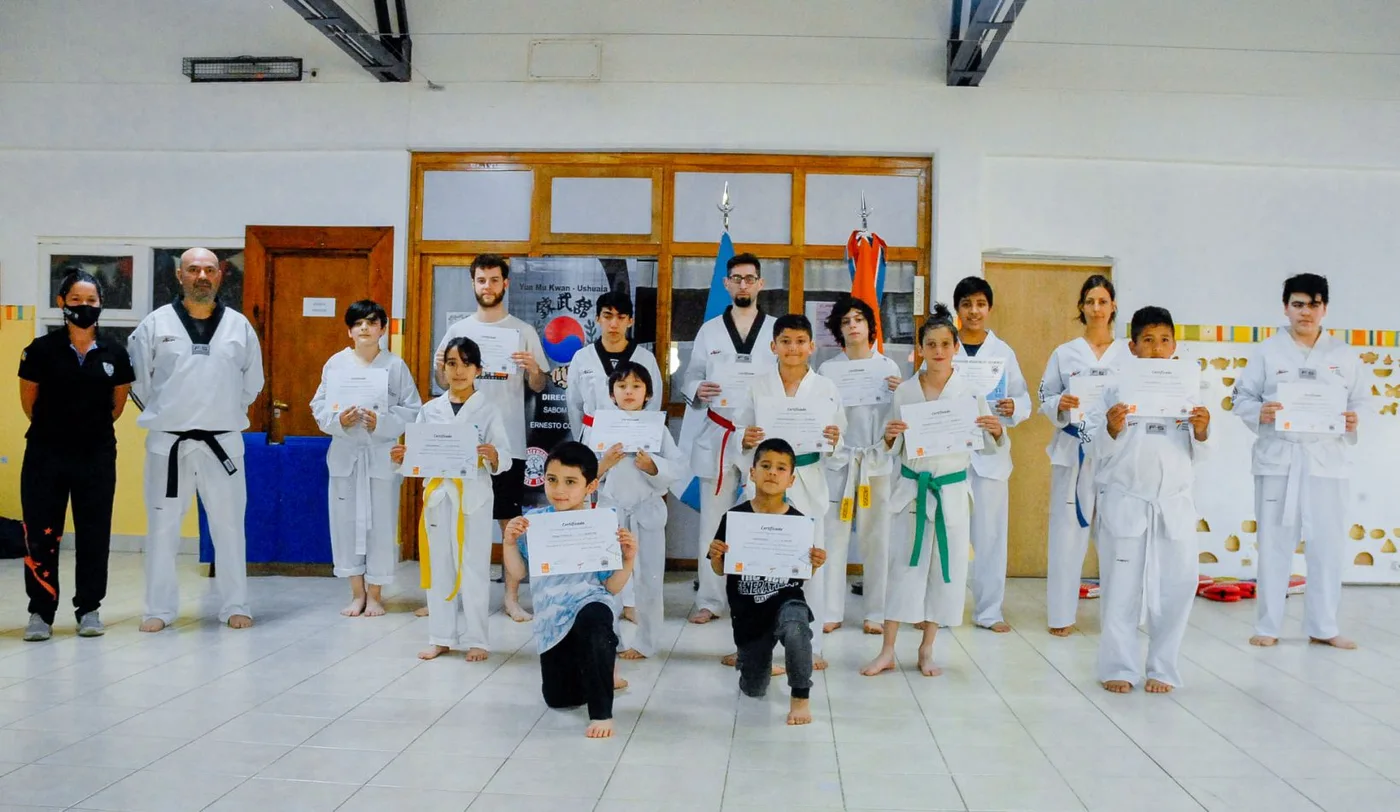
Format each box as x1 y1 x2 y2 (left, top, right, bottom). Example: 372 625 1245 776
182 56 304 83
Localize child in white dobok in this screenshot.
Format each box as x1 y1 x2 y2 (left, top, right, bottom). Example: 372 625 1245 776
311 300 421 618
1083 306 1210 694
592 361 685 659
392 337 511 662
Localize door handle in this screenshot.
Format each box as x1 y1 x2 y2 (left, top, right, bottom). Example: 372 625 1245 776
269 399 289 445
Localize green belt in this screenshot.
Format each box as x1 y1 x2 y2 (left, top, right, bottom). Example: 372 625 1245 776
899 465 969 583
794 452 821 467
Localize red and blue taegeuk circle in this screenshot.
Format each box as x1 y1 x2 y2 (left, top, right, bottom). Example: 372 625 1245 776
542 315 587 364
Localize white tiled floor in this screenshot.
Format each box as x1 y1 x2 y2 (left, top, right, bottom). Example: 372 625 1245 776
3 551 1400 811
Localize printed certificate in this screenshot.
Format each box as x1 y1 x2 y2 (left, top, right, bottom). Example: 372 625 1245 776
527 507 622 577
1068 374 1113 424
900 396 984 459
954 357 1007 401
1276 381 1347 434
458 324 519 377
402 423 480 479
754 396 834 453
326 367 389 413
1119 358 1200 419
723 510 817 580
823 357 893 407
710 360 761 409
588 410 666 453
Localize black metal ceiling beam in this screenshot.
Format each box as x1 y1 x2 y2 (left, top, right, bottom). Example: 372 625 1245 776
947 0 1027 87
282 0 411 82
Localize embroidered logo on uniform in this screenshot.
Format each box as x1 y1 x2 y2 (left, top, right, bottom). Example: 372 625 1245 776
1146 423 1167 435
524 446 547 487
192 345 210 356
102 362 114 376
160 336 178 343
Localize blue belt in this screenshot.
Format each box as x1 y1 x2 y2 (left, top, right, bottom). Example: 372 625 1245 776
1060 423 1090 529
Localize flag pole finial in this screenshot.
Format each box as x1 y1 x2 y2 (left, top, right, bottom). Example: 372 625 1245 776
718 181 734 232
859 192 872 231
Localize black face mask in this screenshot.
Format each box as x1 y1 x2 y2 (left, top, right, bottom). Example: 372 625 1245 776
63 305 101 329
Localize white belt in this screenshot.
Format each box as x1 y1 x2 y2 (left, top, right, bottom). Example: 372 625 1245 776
1281 444 1309 529
351 446 375 556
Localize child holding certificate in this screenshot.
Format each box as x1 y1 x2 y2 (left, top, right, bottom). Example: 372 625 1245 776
736 313 845 668
708 438 827 726
502 442 638 739
1231 273 1361 650
594 361 685 659
1037 275 1129 637
390 337 511 662
1083 307 1210 694
817 296 902 635
311 300 422 618
863 305 1006 678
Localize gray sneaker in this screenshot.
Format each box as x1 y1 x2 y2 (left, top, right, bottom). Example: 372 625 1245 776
77 612 105 637
23 613 52 642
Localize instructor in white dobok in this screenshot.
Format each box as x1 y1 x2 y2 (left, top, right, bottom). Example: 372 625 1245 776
129 248 263 631
565 290 663 441
1232 273 1361 650
679 252 776 624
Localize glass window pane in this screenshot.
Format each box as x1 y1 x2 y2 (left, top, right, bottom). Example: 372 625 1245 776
152 248 245 312
673 172 792 244
668 257 789 403
422 170 533 241
802 258 917 379
551 176 653 235
48 254 134 310
805 174 921 247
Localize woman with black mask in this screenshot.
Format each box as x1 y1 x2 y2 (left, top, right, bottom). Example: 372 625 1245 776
17 270 134 641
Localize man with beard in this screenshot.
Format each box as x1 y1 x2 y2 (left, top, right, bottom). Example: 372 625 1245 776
678 252 776 624
129 248 264 631
435 254 549 622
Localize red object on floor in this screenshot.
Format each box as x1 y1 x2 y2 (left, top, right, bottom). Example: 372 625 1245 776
1234 581 1257 599
1288 575 1306 595
1079 581 1100 599
1199 583 1242 602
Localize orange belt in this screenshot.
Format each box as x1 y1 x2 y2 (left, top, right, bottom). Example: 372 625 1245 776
706 408 737 495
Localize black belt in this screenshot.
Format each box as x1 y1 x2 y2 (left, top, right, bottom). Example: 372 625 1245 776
165 431 238 498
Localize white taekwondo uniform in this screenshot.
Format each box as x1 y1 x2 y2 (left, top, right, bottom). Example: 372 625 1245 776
1084 383 1208 687
435 313 548 471
885 372 1006 628
954 330 1032 628
676 307 776 616
310 348 422 584
817 351 901 627
129 300 263 625
1231 330 1362 641
565 339 663 441
411 392 512 652
1038 337 1130 629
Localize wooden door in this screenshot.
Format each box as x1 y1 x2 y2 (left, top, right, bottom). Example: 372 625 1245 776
983 259 1112 578
243 226 395 438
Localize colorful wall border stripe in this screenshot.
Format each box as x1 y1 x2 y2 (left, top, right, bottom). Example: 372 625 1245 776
1123 323 1400 347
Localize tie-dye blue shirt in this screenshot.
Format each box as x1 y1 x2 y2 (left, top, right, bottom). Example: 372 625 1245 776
518 506 619 653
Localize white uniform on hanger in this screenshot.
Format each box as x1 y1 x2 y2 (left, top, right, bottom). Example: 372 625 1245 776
1231 331 1361 641
1083 384 1208 688
412 392 512 652
596 426 685 657
737 368 846 656
565 340 663 441
677 308 776 617
310 348 422 585
1038 337 1130 629
817 352 901 628
885 372 1006 627
954 331 1032 629
129 301 264 625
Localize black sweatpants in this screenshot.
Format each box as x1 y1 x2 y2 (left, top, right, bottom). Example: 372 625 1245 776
540 601 618 721
736 599 815 700
20 444 117 625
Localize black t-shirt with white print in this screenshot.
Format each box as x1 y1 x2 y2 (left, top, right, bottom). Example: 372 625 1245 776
712 501 809 645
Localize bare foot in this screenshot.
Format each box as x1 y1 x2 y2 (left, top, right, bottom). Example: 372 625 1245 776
227 615 253 629
772 665 787 676
813 656 828 671
1145 678 1174 693
823 622 842 633
619 648 647 660
917 649 942 677
585 719 615 738
863 621 883 635
1310 636 1358 649
621 607 637 624
1102 679 1133 693
1049 626 1074 637
419 645 450 660
363 598 386 617
982 621 1012 633
787 697 812 726
614 674 629 691
721 652 738 667
341 596 366 617
465 647 489 662
1249 635 1278 647
505 600 532 622
861 651 897 677
139 618 167 633
689 608 717 625
414 606 429 617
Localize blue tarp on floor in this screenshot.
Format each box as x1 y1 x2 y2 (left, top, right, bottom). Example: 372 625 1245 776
198 432 332 565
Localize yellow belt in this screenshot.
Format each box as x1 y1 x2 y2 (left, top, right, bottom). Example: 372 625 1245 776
418 477 467 602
